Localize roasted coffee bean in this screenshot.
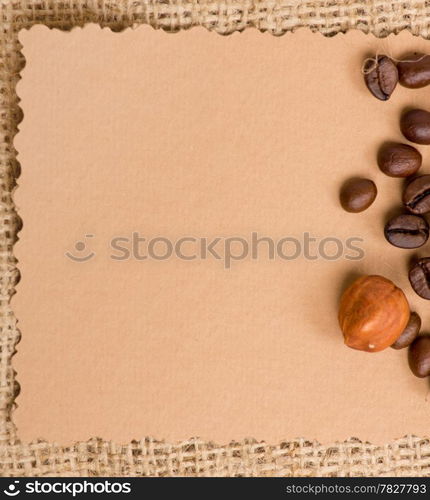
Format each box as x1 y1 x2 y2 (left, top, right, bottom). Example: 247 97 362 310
398 54 430 89
392 312 421 349
400 109 430 144
403 175 430 214
409 258 430 299
363 56 398 101
384 214 429 248
408 335 430 377
377 143 422 177
340 178 377 213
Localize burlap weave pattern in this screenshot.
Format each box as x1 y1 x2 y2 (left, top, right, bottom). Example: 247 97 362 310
1 0 430 477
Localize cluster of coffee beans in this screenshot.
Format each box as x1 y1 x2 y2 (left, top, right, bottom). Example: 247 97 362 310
339 53 430 378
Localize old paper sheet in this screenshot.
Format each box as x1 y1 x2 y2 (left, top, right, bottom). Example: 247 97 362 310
14 26 430 443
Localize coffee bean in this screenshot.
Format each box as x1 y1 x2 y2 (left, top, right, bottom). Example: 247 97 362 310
409 258 430 299
377 143 422 177
400 109 430 145
384 214 429 248
363 56 398 101
398 54 430 89
392 312 421 349
408 335 430 377
340 178 377 213
403 175 430 214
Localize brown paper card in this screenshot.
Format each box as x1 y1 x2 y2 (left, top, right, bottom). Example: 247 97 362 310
14 26 430 444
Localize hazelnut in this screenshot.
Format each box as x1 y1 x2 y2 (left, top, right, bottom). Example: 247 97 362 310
338 275 410 352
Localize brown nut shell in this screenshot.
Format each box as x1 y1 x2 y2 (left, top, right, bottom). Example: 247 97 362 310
338 275 410 352
408 335 430 377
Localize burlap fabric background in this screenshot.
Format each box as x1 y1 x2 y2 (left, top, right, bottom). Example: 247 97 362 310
1 0 430 477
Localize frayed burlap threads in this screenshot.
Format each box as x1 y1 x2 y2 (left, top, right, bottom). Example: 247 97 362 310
3 0 430 35
2 437 430 477
2 0 430 477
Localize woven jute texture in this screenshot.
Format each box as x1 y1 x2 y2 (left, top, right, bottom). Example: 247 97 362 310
2 0 430 477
